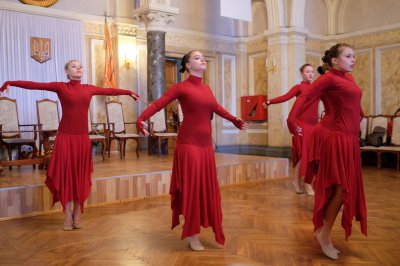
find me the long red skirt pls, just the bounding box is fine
[45,133,93,212]
[313,131,367,239]
[170,143,225,245]
[304,123,331,184]
[292,122,314,180]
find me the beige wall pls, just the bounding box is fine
[343,0,400,33]
[250,0,268,35]
[304,0,328,35]
[170,0,237,37]
[339,27,400,115]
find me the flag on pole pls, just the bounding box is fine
[104,17,116,88]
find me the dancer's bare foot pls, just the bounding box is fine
[187,235,205,251]
[305,183,315,196]
[72,208,82,229]
[292,179,304,194]
[63,216,73,231]
[314,229,339,260]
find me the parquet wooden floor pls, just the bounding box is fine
[0,164,399,265]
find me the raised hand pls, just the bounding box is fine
[0,82,11,95]
[137,120,149,136]
[287,118,302,136]
[233,117,248,130]
[129,92,140,101]
[262,100,270,109]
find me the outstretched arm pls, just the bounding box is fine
[136,86,180,135]
[214,104,248,130]
[263,85,301,108]
[287,76,331,134]
[1,80,62,94]
[89,85,139,101]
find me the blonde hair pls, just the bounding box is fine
[64,59,80,70]
[64,60,80,79]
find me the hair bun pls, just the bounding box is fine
[179,54,188,73]
[317,66,325,75]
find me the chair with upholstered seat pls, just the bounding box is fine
[0,97,38,169]
[360,115,390,168]
[88,111,106,160]
[105,99,140,158]
[36,99,59,167]
[148,108,178,156]
[376,116,400,170]
[177,102,184,130]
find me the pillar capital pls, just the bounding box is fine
[133,1,179,32]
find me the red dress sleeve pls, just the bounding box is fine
[87,85,138,97]
[1,80,62,92]
[268,85,301,105]
[287,75,332,134]
[136,85,181,134]
[214,104,243,129]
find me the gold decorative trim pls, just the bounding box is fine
[19,0,59,7]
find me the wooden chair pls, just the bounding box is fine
[105,99,140,159]
[376,116,400,170]
[0,97,39,170]
[177,102,184,130]
[148,108,178,156]
[36,99,59,167]
[360,115,390,168]
[88,111,106,160]
[359,116,368,142]
[370,115,390,144]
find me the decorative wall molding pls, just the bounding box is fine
[84,22,104,35]
[338,27,400,49]
[221,54,237,127]
[116,24,137,37]
[84,22,137,37]
[248,52,267,95]
[375,43,400,114]
[133,2,179,32]
[246,36,268,53]
[165,30,237,53]
[305,39,327,53]
[307,23,400,43]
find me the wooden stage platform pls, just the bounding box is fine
[0,151,288,220]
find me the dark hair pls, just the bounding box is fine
[317,63,330,75]
[322,43,352,67]
[179,50,197,73]
[299,63,313,73]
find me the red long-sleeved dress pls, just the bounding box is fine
[1,80,135,211]
[287,68,367,239]
[268,81,319,179]
[137,75,243,245]
[304,95,334,184]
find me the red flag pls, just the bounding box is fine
[104,18,116,88]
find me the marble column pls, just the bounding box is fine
[147,31,166,102]
[133,1,179,103]
[266,30,306,148]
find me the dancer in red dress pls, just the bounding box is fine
[263,64,317,195]
[0,60,139,230]
[306,66,335,184]
[308,66,364,181]
[136,51,248,251]
[287,44,367,260]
